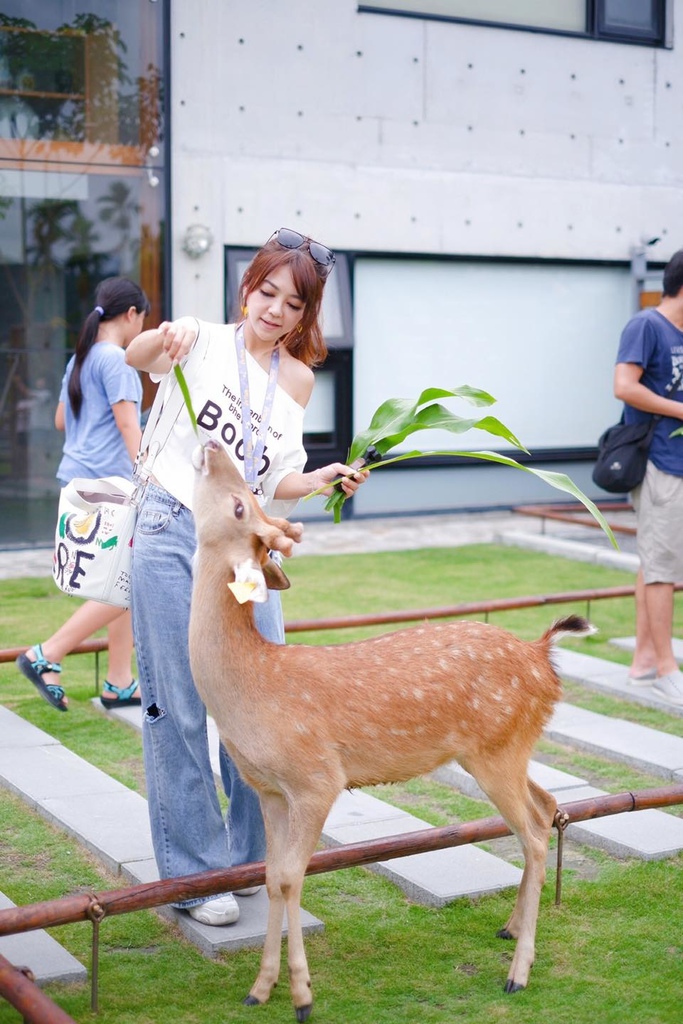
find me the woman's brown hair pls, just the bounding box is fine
[238,241,329,367]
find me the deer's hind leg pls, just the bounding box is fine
[472,767,557,992]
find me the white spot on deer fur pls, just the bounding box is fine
[413,688,424,700]
[510,676,520,688]
[531,668,542,680]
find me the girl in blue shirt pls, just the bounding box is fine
[17,277,149,712]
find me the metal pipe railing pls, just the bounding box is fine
[0,953,77,1024]
[1,785,681,939]
[5,583,683,663]
[0,785,681,1020]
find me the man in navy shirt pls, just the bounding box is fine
[614,249,683,705]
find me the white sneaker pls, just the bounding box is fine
[187,894,239,926]
[653,670,683,706]
[235,886,262,896]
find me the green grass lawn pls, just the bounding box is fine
[1,545,682,1023]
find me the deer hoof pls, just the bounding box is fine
[295,1003,313,1022]
[243,995,262,1007]
[496,928,514,940]
[504,980,526,994]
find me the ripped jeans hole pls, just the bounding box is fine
[145,702,166,722]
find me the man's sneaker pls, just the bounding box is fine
[653,670,683,706]
[235,886,262,896]
[187,894,239,926]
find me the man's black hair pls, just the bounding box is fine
[662,249,683,298]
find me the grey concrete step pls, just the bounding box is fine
[435,741,683,861]
[497,530,639,573]
[547,702,683,781]
[0,705,323,958]
[609,636,683,663]
[553,648,683,719]
[103,702,523,908]
[0,892,87,986]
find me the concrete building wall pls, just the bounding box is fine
[166,0,683,514]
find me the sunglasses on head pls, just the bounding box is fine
[269,228,336,276]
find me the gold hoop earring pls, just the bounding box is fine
[241,305,248,316]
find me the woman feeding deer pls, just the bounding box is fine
[125,229,367,927]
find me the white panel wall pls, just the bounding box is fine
[352,259,631,450]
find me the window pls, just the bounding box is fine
[358,1,667,46]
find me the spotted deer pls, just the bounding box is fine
[189,440,593,1021]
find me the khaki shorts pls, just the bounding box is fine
[632,461,683,584]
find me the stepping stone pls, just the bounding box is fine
[0,892,87,986]
[324,789,521,907]
[432,759,589,800]
[609,636,683,664]
[497,530,639,572]
[434,706,683,861]
[0,706,323,956]
[551,785,683,861]
[548,702,683,781]
[553,648,683,719]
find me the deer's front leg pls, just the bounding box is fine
[244,792,288,1008]
[283,793,339,1021]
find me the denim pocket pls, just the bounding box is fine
[137,504,175,535]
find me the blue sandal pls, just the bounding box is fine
[16,645,68,712]
[100,679,141,709]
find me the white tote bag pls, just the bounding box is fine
[53,476,138,608]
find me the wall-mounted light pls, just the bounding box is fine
[182,223,214,259]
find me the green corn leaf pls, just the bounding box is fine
[174,363,198,435]
[309,385,617,546]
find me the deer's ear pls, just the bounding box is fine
[263,556,291,591]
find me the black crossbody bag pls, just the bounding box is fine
[592,367,681,494]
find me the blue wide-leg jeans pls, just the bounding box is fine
[131,482,281,908]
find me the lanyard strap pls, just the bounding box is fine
[235,324,280,494]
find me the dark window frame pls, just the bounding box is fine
[358,1,668,48]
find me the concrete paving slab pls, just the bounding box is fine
[0,706,61,749]
[123,851,323,955]
[326,788,412,828]
[564,806,683,860]
[39,792,153,876]
[0,743,127,803]
[545,784,683,860]
[547,702,683,780]
[432,759,589,800]
[497,531,639,572]
[324,810,522,905]
[0,707,324,953]
[435,756,683,861]
[554,648,683,719]
[0,893,87,987]
[323,793,523,904]
[609,636,683,663]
